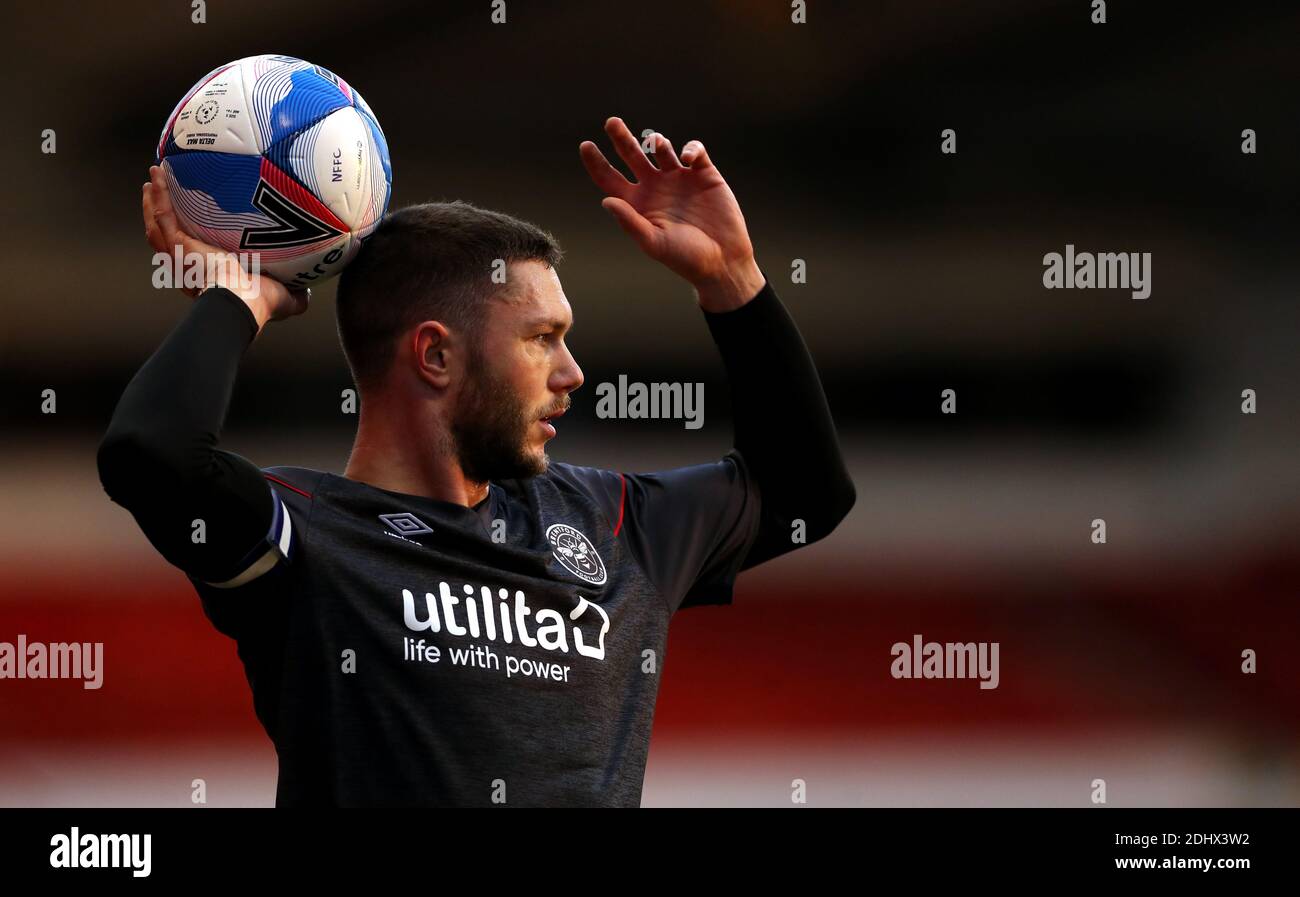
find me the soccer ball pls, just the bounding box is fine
[155,54,392,289]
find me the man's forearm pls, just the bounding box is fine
[95,286,278,582]
[98,287,258,469]
[702,271,855,564]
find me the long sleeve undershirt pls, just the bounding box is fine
[702,273,855,569]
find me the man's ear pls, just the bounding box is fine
[414,320,454,389]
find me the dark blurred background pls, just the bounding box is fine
[1,1,1297,805]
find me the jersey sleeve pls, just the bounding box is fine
[175,461,312,590]
[183,465,320,640]
[95,287,305,619]
[557,449,763,614]
[100,443,298,588]
[700,276,856,570]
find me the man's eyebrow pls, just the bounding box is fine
[523,316,574,330]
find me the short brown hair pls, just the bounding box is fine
[336,201,564,392]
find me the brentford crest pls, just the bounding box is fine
[545,523,606,585]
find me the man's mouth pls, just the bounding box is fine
[538,406,566,438]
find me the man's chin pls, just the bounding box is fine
[486,448,549,482]
[520,448,550,479]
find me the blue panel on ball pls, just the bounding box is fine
[165,150,262,215]
[264,68,351,150]
[263,126,320,199]
[158,133,183,165]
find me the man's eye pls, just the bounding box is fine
[533,332,551,343]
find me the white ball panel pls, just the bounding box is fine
[296,107,372,232]
[170,63,260,156]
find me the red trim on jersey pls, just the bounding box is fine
[265,473,312,499]
[613,472,626,537]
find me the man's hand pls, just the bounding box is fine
[142,164,310,331]
[579,117,765,312]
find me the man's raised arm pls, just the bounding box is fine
[701,272,854,569]
[96,167,309,588]
[576,118,855,604]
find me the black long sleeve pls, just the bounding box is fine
[702,274,856,570]
[96,287,279,584]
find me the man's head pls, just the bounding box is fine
[336,201,582,483]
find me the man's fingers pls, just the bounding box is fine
[142,184,169,254]
[147,167,185,248]
[145,165,229,298]
[287,287,312,317]
[652,133,684,170]
[144,180,193,295]
[680,139,713,170]
[148,166,182,229]
[601,196,660,255]
[148,165,209,257]
[603,117,656,181]
[578,140,634,200]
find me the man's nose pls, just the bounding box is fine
[556,348,583,392]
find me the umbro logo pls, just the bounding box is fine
[379,512,434,536]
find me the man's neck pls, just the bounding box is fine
[344,457,490,508]
[343,408,489,508]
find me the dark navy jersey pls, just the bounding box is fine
[189,451,760,807]
[98,277,854,808]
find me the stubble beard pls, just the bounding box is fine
[449,347,549,484]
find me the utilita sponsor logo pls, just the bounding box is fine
[402,582,610,660]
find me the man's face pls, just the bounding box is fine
[450,261,583,483]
